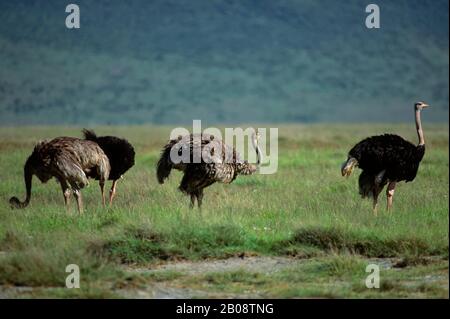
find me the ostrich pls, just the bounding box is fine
[341,101,430,214]
[82,129,135,205]
[157,131,262,208]
[9,137,110,214]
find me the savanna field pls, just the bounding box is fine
[0,124,448,298]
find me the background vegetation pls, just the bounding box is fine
[0,0,448,124]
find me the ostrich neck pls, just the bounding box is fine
[415,109,425,146]
[255,143,262,166]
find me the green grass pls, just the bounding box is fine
[0,124,448,298]
[148,255,448,298]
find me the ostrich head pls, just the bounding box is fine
[415,101,430,111]
[236,130,262,175]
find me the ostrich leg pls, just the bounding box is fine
[179,169,197,209]
[99,181,106,207]
[109,179,118,206]
[372,170,386,216]
[189,194,196,209]
[196,189,204,210]
[386,182,396,211]
[372,197,379,216]
[372,186,382,216]
[73,189,84,214]
[60,181,72,213]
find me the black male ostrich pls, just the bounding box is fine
[157,131,262,208]
[9,137,110,214]
[82,129,135,206]
[341,101,430,214]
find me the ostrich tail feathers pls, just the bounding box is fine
[358,170,388,200]
[358,171,374,199]
[157,143,175,184]
[82,129,97,141]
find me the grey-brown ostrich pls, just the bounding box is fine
[9,137,110,214]
[341,101,430,214]
[157,131,262,208]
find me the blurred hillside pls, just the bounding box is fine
[0,0,448,125]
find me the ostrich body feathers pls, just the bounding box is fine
[82,129,135,181]
[347,134,425,198]
[157,134,257,198]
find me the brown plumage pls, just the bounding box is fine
[157,132,262,208]
[9,137,110,214]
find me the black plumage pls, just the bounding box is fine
[341,102,430,213]
[349,134,425,191]
[82,129,135,205]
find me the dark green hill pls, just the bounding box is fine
[0,0,448,124]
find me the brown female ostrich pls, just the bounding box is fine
[157,131,262,208]
[82,129,135,206]
[341,101,430,214]
[9,137,110,214]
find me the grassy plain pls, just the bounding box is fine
[0,124,448,298]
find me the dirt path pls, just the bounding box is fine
[119,256,302,298]
[0,255,447,298]
[118,255,448,299]
[127,256,302,276]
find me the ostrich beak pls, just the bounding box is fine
[417,102,430,109]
